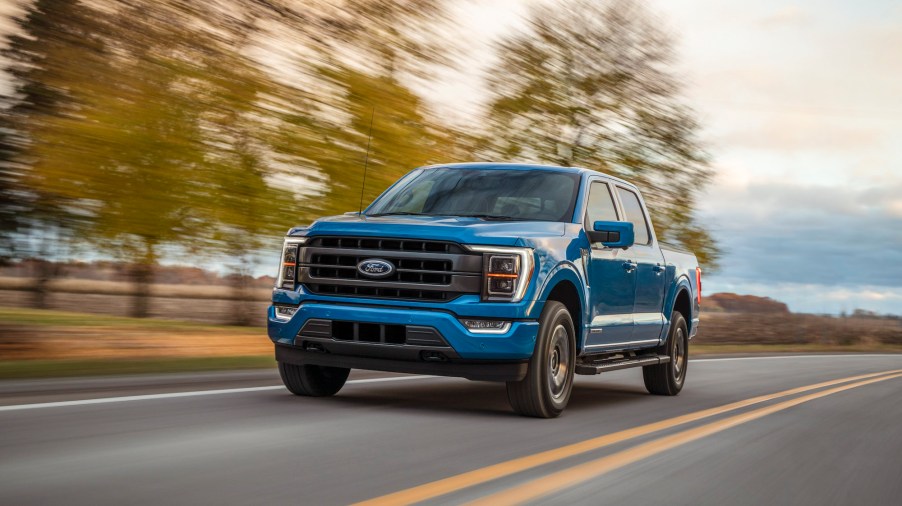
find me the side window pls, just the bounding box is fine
[584,182,618,247]
[616,187,651,245]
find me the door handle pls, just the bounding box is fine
[622,261,637,272]
[653,263,666,274]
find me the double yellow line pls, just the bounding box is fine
[355,369,902,506]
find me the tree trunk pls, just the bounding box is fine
[228,255,252,326]
[130,242,156,318]
[31,259,53,309]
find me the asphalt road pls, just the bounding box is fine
[1,354,901,505]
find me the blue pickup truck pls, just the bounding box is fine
[268,163,701,417]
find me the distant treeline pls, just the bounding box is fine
[0,259,274,287]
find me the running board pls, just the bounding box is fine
[575,355,670,375]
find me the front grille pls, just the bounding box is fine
[298,236,482,301]
[309,254,452,284]
[298,319,449,347]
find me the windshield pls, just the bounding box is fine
[367,168,580,222]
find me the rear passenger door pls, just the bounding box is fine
[584,180,636,348]
[615,186,666,343]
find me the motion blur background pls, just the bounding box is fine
[0,0,899,376]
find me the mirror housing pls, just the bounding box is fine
[589,221,635,248]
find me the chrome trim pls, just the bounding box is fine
[585,338,660,349]
[590,312,665,326]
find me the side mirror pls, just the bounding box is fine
[589,221,635,248]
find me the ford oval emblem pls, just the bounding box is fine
[357,258,395,278]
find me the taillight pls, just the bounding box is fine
[696,266,702,304]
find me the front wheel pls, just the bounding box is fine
[643,311,688,396]
[506,301,576,418]
[278,362,350,397]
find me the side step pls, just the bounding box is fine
[575,354,670,375]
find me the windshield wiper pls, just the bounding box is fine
[455,214,523,221]
[366,212,433,217]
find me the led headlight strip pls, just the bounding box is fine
[464,245,534,302]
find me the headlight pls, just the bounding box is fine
[276,237,307,290]
[465,245,534,302]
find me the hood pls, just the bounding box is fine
[289,214,568,247]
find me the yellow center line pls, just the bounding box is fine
[467,372,902,506]
[352,369,901,506]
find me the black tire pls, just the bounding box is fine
[643,311,688,396]
[278,362,350,397]
[506,301,576,418]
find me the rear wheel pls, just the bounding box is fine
[643,311,688,396]
[278,362,350,397]
[506,301,576,418]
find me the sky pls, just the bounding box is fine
[429,0,902,315]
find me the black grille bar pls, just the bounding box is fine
[298,319,449,347]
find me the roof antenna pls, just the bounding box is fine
[358,107,376,215]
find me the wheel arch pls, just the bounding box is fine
[664,276,694,340]
[536,264,587,350]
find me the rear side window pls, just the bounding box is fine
[616,187,651,245]
[584,182,619,247]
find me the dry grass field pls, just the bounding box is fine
[1,282,900,378]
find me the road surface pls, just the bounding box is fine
[1,354,901,505]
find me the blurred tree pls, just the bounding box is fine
[480,0,718,268]
[29,57,209,317]
[8,0,307,319]
[250,0,460,217]
[0,116,21,262]
[281,66,455,218]
[1,0,105,306]
[193,46,296,325]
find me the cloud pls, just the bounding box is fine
[756,6,808,28]
[700,176,902,313]
[715,115,883,153]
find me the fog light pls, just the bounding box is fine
[274,305,298,321]
[460,319,511,334]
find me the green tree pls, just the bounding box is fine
[193,48,296,325]
[0,115,21,261]
[287,66,455,218]
[0,0,106,305]
[251,0,460,218]
[480,0,718,267]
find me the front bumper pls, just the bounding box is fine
[275,344,528,382]
[267,301,539,361]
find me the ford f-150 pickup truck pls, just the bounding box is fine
[268,163,701,417]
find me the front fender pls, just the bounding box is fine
[531,261,589,347]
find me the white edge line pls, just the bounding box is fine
[0,375,435,412]
[692,354,902,363]
[2,355,900,412]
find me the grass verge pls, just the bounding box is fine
[0,306,257,332]
[2,345,899,381]
[0,355,275,380]
[691,343,902,355]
